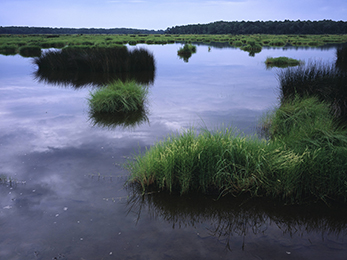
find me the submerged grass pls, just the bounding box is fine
[126,97,347,204]
[88,80,149,113]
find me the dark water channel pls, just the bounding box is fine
[0,44,346,259]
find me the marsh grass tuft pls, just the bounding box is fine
[88,80,149,113]
[177,44,197,62]
[265,56,302,68]
[127,97,347,204]
[0,44,17,55]
[19,46,41,57]
[34,46,155,73]
[278,61,347,120]
[126,128,267,195]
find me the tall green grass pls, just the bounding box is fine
[126,97,347,204]
[278,61,347,120]
[88,80,149,113]
[261,97,347,203]
[34,46,155,73]
[336,45,347,71]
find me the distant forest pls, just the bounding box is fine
[1,20,347,35]
[0,26,163,35]
[166,20,347,34]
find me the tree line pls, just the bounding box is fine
[166,20,347,34]
[0,26,163,35]
[1,20,347,35]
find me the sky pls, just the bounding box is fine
[1,0,346,30]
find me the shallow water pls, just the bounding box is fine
[0,44,346,260]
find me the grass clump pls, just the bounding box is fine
[127,128,267,195]
[88,80,149,113]
[261,97,347,203]
[278,61,347,120]
[177,44,197,62]
[19,45,41,57]
[265,56,302,68]
[0,44,17,55]
[177,44,196,53]
[34,46,155,73]
[127,97,347,204]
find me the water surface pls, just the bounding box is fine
[0,44,346,260]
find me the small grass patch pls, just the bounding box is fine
[265,56,302,68]
[88,80,149,113]
[0,44,17,55]
[177,44,197,62]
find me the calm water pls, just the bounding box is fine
[0,44,346,260]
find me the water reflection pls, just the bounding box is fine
[89,108,149,130]
[336,45,347,71]
[127,190,347,252]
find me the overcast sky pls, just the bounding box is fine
[1,0,346,30]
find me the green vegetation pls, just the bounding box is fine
[2,20,347,35]
[1,34,347,58]
[241,40,263,56]
[88,80,149,113]
[166,20,347,34]
[34,46,155,73]
[278,61,347,120]
[19,45,41,57]
[126,59,347,204]
[177,44,197,62]
[336,45,347,71]
[126,96,347,204]
[0,44,17,55]
[265,56,302,68]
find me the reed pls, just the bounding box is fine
[336,45,347,71]
[278,61,347,120]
